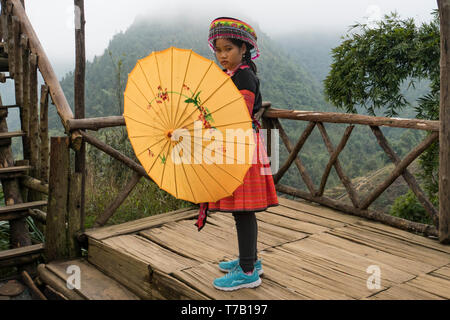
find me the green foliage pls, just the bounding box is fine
[324,10,440,117]
[323,10,441,222]
[390,190,434,225]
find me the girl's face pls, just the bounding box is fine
[214,38,246,71]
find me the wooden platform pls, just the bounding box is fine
[40,197,450,300]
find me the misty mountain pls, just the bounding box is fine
[55,16,331,131]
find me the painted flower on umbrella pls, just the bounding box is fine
[184,90,216,130]
[157,85,169,103]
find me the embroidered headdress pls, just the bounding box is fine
[208,17,260,60]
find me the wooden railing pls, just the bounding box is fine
[65,103,440,238]
[262,107,440,237]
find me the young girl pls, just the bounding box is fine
[195,17,279,291]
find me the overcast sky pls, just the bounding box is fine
[20,0,438,77]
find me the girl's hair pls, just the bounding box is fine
[213,38,258,74]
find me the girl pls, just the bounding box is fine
[195,17,279,291]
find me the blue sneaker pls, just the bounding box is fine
[218,259,263,276]
[213,265,261,291]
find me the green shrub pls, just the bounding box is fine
[390,190,434,225]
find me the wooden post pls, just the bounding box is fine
[39,85,49,183]
[438,0,450,244]
[29,53,39,180]
[67,172,81,258]
[74,0,86,233]
[20,33,30,161]
[45,137,70,262]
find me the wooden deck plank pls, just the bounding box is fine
[172,262,304,300]
[349,220,450,254]
[83,207,197,240]
[88,237,208,300]
[80,197,450,300]
[365,283,445,300]
[405,273,450,299]
[45,258,140,300]
[139,224,236,263]
[202,212,308,242]
[277,197,361,224]
[88,238,154,299]
[266,204,346,229]
[309,232,437,275]
[430,264,450,280]
[258,248,356,299]
[102,234,199,274]
[283,235,420,285]
[256,210,330,235]
[327,225,450,267]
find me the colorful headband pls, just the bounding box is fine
[208,17,260,60]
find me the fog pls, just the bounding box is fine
[18,0,438,77]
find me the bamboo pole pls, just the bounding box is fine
[438,0,450,243]
[264,108,440,132]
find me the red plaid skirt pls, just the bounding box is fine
[208,127,278,212]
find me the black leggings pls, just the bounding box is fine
[232,211,258,273]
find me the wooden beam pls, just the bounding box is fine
[272,118,317,195]
[276,183,438,238]
[370,126,438,226]
[94,171,142,227]
[317,122,360,208]
[317,125,354,197]
[67,116,125,131]
[21,270,47,300]
[80,131,148,178]
[438,0,450,243]
[21,175,48,194]
[360,131,439,210]
[273,121,315,184]
[264,108,440,132]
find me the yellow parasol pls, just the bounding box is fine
[123,47,256,203]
